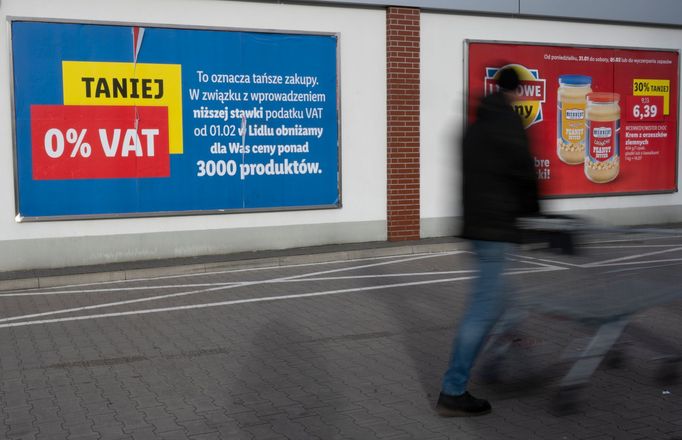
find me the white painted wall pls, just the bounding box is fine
[421,12,682,236]
[0,0,387,271]
[3,1,680,271]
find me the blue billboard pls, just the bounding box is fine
[11,20,340,220]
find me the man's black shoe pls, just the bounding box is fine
[436,391,492,417]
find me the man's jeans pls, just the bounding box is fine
[441,240,513,396]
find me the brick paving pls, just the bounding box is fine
[1,235,681,439]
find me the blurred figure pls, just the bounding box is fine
[436,66,540,417]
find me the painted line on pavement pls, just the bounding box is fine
[1,253,555,297]
[0,252,463,324]
[510,254,584,268]
[601,261,682,273]
[0,265,564,329]
[585,244,682,249]
[0,282,242,297]
[6,250,467,293]
[583,257,682,268]
[583,247,682,267]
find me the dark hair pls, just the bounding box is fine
[497,67,520,91]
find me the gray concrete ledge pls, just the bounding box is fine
[0,220,387,273]
[0,237,465,292]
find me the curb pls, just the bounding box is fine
[0,241,465,292]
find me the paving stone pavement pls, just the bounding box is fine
[1,235,682,439]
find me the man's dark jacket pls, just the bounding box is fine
[460,92,540,243]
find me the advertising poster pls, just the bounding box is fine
[11,20,339,220]
[467,41,679,197]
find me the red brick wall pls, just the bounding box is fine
[386,7,420,241]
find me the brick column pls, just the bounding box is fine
[386,7,420,241]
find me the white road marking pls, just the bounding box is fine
[510,254,584,268]
[580,235,682,245]
[0,252,550,298]
[0,265,564,329]
[9,239,681,329]
[512,246,682,269]
[0,252,463,323]
[601,261,682,273]
[584,244,682,249]
[581,257,682,268]
[0,282,242,297]
[1,270,478,297]
[282,267,556,282]
[6,251,467,293]
[282,270,477,281]
[506,267,566,274]
[584,247,682,267]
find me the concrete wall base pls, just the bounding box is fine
[421,205,682,238]
[0,220,387,272]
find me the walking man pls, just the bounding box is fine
[436,66,540,417]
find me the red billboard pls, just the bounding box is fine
[467,41,679,197]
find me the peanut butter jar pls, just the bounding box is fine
[585,92,620,183]
[557,75,592,165]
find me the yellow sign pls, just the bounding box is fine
[633,78,670,115]
[62,61,183,153]
[498,64,546,129]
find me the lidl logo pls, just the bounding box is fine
[484,64,546,129]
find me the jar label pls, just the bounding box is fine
[586,120,620,162]
[558,102,587,144]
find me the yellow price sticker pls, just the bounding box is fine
[633,78,671,115]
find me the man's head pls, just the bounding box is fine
[497,66,520,92]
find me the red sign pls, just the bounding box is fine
[31,105,170,180]
[468,42,679,197]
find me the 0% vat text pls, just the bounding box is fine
[44,128,92,158]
